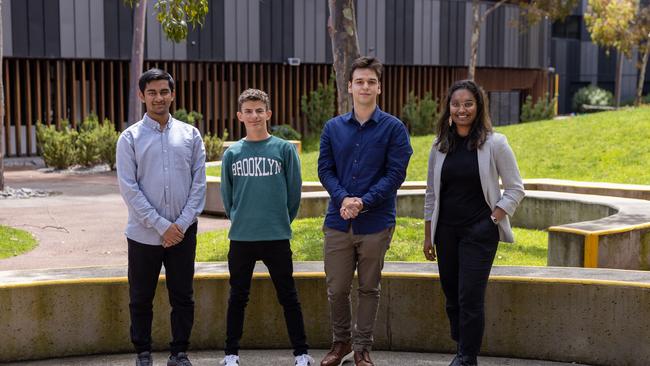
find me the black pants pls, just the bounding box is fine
[127,222,197,355]
[435,216,499,358]
[225,239,308,356]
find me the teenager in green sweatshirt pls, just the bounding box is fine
[220,89,314,366]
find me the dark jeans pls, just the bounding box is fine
[435,216,499,358]
[127,222,197,355]
[225,239,308,356]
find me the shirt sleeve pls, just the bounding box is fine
[423,143,437,221]
[360,122,413,208]
[285,143,302,222]
[494,135,525,216]
[317,122,351,208]
[174,129,207,233]
[116,132,171,235]
[220,149,234,219]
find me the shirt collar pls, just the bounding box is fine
[143,113,172,131]
[347,106,382,125]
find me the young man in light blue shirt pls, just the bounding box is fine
[116,68,206,366]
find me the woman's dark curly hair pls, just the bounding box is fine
[434,79,493,153]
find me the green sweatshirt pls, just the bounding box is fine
[220,136,302,241]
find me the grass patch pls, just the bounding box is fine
[0,225,38,259]
[197,217,547,266]
[209,107,650,184]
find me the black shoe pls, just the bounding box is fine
[168,352,193,366]
[460,355,478,366]
[135,351,153,366]
[448,354,462,366]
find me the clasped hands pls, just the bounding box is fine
[162,223,184,248]
[340,197,364,220]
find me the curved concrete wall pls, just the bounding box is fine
[3,265,650,366]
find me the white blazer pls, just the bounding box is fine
[424,132,525,243]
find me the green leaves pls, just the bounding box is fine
[585,0,637,56]
[124,0,209,43]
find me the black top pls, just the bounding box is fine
[438,134,492,226]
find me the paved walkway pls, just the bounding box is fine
[1,349,589,365]
[0,169,229,270]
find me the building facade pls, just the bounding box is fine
[3,0,552,157]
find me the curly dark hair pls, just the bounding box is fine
[434,79,493,153]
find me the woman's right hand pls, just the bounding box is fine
[423,239,436,261]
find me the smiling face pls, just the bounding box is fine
[138,79,174,121]
[348,68,381,108]
[237,100,272,139]
[449,88,478,133]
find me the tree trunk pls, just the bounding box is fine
[615,51,624,108]
[635,43,650,106]
[468,0,481,81]
[328,0,361,114]
[127,0,147,126]
[0,0,5,191]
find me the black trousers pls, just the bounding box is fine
[435,216,499,358]
[127,222,197,355]
[225,239,308,356]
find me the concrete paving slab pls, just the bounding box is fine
[0,349,590,366]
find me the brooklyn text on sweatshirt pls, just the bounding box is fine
[231,157,282,177]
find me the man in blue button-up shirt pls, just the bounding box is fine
[318,57,412,366]
[116,69,206,366]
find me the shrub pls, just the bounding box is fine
[204,129,228,161]
[401,91,439,136]
[96,119,120,170]
[173,108,189,124]
[643,94,650,104]
[520,93,557,122]
[173,109,203,126]
[76,115,101,166]
[36,122,78,169]
[572,85,614,113]
[300,75,336,136]
[271,124,301,140]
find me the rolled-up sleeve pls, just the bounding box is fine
[494,135,525,216]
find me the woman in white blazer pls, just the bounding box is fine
[423,80,524,366]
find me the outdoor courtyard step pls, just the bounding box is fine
[0,349,589,366]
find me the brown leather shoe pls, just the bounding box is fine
[353,350,374,366]
[320,341,353,366]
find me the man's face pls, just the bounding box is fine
[237,100,272,133]
[138,79,174,118]
[348,68,381,107]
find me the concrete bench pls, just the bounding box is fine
[2,263,650,365]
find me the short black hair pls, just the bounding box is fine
[348,56,383,82]
[138,68,175,93]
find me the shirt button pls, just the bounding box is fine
[165,167,168,171]
[163,149,167,153]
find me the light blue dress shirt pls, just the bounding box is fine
[116,114,206,246]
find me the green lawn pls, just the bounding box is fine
[0,225,38,259]
[197,217,548,266]
[209,106,650,184]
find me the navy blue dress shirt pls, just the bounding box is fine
[318,107,413,234]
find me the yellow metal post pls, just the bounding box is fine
[583,234,599,268]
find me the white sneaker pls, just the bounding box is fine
[221,354,239,366]
[294,354,315,366]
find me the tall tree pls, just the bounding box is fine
[123,0,209,125]
[468,0,578,80]
[1,0,4,191]
[585,0,637,107]
[328,0,361,114]
[633,5,650,105]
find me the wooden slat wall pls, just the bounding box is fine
[1,58,548,157]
